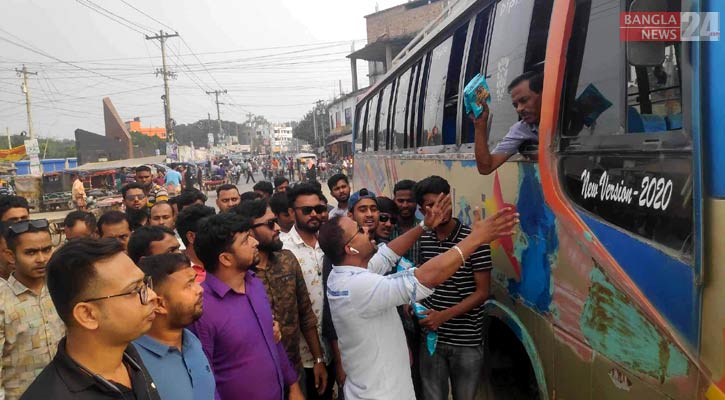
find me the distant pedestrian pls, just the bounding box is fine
[245,160,256,184]
[71,173,87,211]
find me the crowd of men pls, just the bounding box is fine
[0,71,542,400]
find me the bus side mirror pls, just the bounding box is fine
[626,0,667,67]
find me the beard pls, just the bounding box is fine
[258,237,283,253]
[168,299,203,329]
[297,219,321,234]
[334,193,349,202]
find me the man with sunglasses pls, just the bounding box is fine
[1,219,63,399]
[0,195,30,280]
[373,197,398,244]
[190,213,303,400]
[122,183,148,212]
[236,199,328,399]
[281,183,333,398]
[22,238,160,399]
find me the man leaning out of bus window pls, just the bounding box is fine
[472,71,543,175]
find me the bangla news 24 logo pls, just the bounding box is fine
[620,12,720,41]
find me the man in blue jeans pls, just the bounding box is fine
[414,176,493,400]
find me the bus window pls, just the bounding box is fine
[377,82,395,151]
[558,0,692,256]
[462,6,495,144]
[365,94,379,152]
[420,24,468,147]
[355,101,368,153]
[409,59,424,148]
[484,0,538,148]
[392,68,412,151]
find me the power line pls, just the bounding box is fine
[75,0,154,35]
[117,0,176,32]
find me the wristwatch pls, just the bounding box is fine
[419,220,433,233]
[314,357,325,365]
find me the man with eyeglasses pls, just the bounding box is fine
[0,195,30,280]
[22,238,160,399]
[190,213,303,400]
[281,183,333,399]
[0,219,62,399]
[133,253,214,400]
[319,200,519,400]
[135,165,168,208]
[236,199,328,399]
[122,183,148,212]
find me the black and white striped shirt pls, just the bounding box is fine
[419,219,492,346]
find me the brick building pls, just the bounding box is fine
[348,0,447,88]
[125,117,167,139]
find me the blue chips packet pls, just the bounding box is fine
[463,73,491,118]
[413,303,438,356]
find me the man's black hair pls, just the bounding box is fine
[327,173,349,191]
[393,179,416,195]
[233,199,268,220]
[253,181,274,196]
[318,216,347,265]
[97,211,129,237]
[135,165,152,174]
[216,184,239,196]
[240,191,263,202]
[121,182,146,199]
[273,176,289,189]
[376,196,399,215]
[126,208,149,231]
[127,225,176,264]
[0,195,29,219]
[176,189,208,212]
[64,211,97,232]
[310,180,323,193]
[269,192,289,215]
[412,175,451,207]
[286,182,323,207]
[194,213,253,273]
[507,71,544,94]
[137,252,191,289]
[320,194,328,204]
[176,204,216,247]
[46,238,125,324]
[4,220,50,250]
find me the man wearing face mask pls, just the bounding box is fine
[235,199,329,399]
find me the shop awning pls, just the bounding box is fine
[68,155,166,172]
[327,134,353,146]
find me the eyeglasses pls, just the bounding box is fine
[344,224,365,247]
[7,219,49,235]
[125,194,146,201]
[252,218,279,230]
[378,214,397,224]
[295,205,327,215]
[81,276,154,305]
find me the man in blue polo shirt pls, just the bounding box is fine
[133,253,215,400]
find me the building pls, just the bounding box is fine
[348,0,447,89]
[325,88,367,158]
[272,126,293,153]
[125,117,167,139]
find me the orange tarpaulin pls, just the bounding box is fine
[0,145,26,162]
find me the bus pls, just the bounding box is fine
[351,0,724,398]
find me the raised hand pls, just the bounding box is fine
[423,193,453,230]
[470,207,519,244]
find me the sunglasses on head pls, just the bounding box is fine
[7,219,49,235]
[126,194,146,201]
[295,205,327,215]
[252,218,279,230]
[378,214,397,224]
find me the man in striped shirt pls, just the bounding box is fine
[414,176,492,400]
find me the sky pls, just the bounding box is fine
[0,0,405,140]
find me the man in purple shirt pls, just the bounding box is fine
[189,213,304,400]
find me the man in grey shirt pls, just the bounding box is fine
[473,71,542,175]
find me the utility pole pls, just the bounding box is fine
[246,112,254,153]
[312,108,318,152]
[206,90,227,144]
[145,30,179,143]
[15,65,37,139]
[5,127,11,149]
